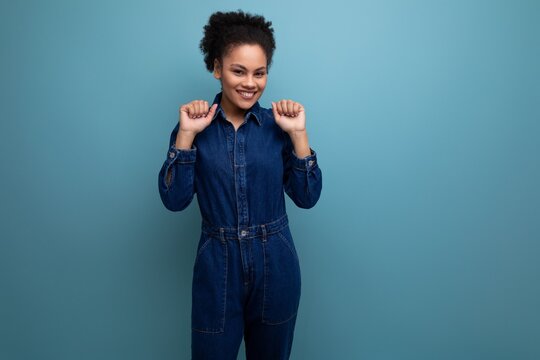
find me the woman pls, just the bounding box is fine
[158,10,322,360]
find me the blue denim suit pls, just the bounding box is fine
[158,91,322,359]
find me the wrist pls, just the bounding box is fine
[287,129,308,140]
[176,129,197,149]
[287,130,311,158]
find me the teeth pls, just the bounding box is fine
[238,91,255,98]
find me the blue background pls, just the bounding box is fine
[1,0,539,359]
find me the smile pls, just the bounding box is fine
[237,90,256,99]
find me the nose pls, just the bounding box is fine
[243,75,256,88]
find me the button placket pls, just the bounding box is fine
[234,126,249,237]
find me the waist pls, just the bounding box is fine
[201,214,288,240]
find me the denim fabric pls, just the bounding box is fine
[158,91,322,359]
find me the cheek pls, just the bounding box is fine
[222,74,237,84]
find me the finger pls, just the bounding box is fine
[194,100,203,117]
[277,100,285,116]
[206,103,217,119]
[293,103,301,116]
[189,102,196,117]
[199,100,206,116]
[283,100,292,116]
[187,104,196,118]
[286,100,295,116]
[203,101,209,114]
[279,100,286,115]
[271,102,280,119]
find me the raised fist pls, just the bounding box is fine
[271,99,306,134]
[179,100,218,135]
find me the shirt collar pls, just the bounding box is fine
[211,91,263,126]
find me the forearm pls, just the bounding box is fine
[175,130,197,150]
[158,144,197,212]
[282,130,322,209]
[158,123,198,212]
[288,129,311,158]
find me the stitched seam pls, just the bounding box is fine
[293,163,318,172]
[192,239,227,334]
[202,214,288,240]
[277,231,299,262]
[193,237,211,266]
[261,233,299,325]
[262,241,268,323]
[220,239,228,331]
[265,311,298,325]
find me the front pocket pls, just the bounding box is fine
[261,229,301,325]
[193,234,212,268]
[191,233,228,333]
[277,227,300,263]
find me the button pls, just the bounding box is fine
[308,160,314,166]
[169,151,175,159]
[240,230,247,237]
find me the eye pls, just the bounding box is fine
[233,70,265,77]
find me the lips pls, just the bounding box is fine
[237,90,256,100]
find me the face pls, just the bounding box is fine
[213,43,268,118]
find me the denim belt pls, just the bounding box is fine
[201,214,289,240]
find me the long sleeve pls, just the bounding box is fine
[282,132,323,209]
[158,123,197,211]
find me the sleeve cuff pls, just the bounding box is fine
[167,143,197,164]
[291,147,317,171]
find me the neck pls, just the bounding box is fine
[220,95,246,122]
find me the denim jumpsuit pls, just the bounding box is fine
[158,91,322,359]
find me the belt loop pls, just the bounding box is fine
[219,228,225,243]
[261,224,267,242]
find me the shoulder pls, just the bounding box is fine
[260,106,284,131]
[258,107,279,128]
[258,106,273,119]
[258,106,290,148]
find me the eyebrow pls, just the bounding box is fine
[230,64,267,71]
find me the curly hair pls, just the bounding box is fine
[199,9,276,74]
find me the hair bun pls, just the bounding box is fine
[199,9,276,73]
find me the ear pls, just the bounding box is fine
[213,58,221,79]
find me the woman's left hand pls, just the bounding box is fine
[271,99,306,134]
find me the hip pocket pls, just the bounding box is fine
[191,233,228,333]
[261,226,301,325]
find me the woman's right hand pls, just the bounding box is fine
[179,100,218,135]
